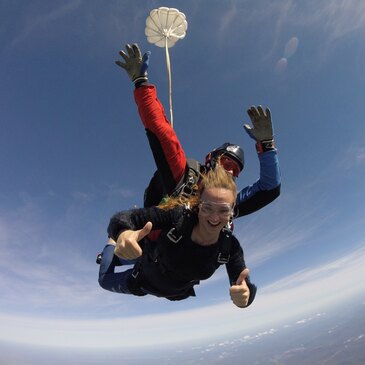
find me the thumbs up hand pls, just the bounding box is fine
[229,268,251,308]
[114,222,153,260]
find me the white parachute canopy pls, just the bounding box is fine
[145,7,188,128]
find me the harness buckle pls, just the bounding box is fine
[132,267,140,279]
[166,227,183,243]
[217,253,230,264]
[181,184,194,198]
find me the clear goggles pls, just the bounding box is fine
[199,200,234,218]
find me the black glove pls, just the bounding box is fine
[115,43,150,85]
[244,106,275,153]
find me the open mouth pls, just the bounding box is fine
[208,220,221,228]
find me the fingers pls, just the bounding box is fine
[229,268,250,307]
[122,43,141,60]
[230,283,250,307]
[119,49,130,62]
[247,106,259,120]
[243,124,255,140]
[132,43,142,59]
[116,43,142,69]
[257,105,265,117]
[243,124,252,132]
[114,223,152,260]
[137,222,153,241]
[247,105,269,121]
[114,236,142,260]
[115,60,127,69]
[265,107,271,119]
[236,268,249,285]
[142,51,151,62]
[115,49,129,70]
[125,44,135,57]
[140,51,151,74]
[114,241,142,260]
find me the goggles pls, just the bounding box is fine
[199,201,234,218]
[220,156,241,177]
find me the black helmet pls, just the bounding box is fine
[205,142,244,173]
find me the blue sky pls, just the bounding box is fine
[1,0,365,355]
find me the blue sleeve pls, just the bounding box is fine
[98,244,134,294]
[235,150,281,217]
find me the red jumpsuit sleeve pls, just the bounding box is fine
[134,85,186,184]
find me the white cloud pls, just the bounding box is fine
[338,146,365,170]
[262,244,365,293]
[243,0,365,68]
[1,244,364,349]
[321,1,365,41]
[218,3,237,36]
[105,184,137,199]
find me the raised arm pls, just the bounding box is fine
[235,106,281,217]
[116,43,187,198]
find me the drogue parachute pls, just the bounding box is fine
[145,7,188,128]
[145,7,187,47]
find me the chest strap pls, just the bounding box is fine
[166,209,232,265]
[166,206,193,243]
[217,226,232,264]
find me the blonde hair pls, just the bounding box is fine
[159,164,237,210]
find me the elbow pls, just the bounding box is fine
[259,183,280,201]
[98,275,107,290]
[271,184,281,200]
[107,220,122,242]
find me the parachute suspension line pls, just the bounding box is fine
[165,36,174,128]
[145,7,188,129]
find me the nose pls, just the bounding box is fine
[208,212,220,221]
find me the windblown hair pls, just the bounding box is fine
[158,163,237,211]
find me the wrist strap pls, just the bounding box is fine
[256,139,275,154]
[133,76,148,87]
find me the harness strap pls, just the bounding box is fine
[172,158,201,199]
[216,226,232,264]
[165,209,233,265]
[128,259,146,296]
[166,205,193,243]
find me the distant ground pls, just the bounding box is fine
[1,299,364,365]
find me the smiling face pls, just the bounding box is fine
[197,187,236,234]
